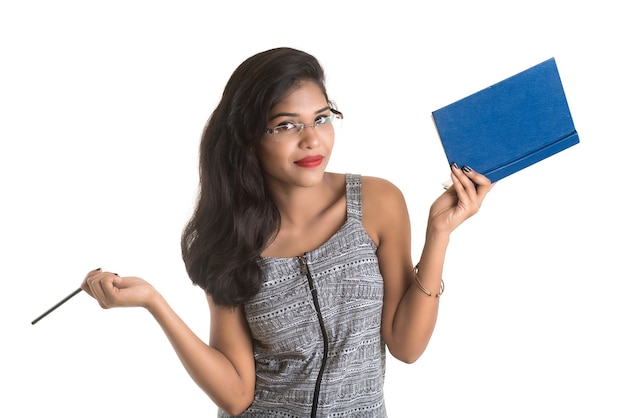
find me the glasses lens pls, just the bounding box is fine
[268,110,342,141]
[274,125,293,135]
[314,115,332,132]
[331,112,342,129]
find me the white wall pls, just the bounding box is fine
[2,1,624,416]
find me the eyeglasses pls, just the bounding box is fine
[264,109,343,141]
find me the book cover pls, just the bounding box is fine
[431,58,579,183]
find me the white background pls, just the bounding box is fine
[2,1,624,416]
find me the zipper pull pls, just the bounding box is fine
[298,255,309,276]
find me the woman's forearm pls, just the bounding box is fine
[389,228,450,363]
[145,293,254,414]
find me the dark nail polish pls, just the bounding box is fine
[452,162,459,169]
[462,166,473,173]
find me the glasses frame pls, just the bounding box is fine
[264,108,343,138]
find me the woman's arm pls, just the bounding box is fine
[81,271,255,415]
[363,164,492,363]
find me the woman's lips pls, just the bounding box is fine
[294,155,323,168]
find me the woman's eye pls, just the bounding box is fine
[276,122,296,131]
[316,115,332,125]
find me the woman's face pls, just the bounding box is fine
[255,80,335,190]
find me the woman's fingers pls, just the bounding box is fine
[80,270,155,309]
[80,268,102,297]
[447,163,494,221]
[462,165,494,197]
[82,269,120,309]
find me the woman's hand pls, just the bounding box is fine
[428,164,493,235]
[81,268,158,310]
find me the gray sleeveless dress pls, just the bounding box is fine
[219,174,387,417]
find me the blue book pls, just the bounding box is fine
[432,58,579,183]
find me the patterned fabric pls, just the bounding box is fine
[218,174,386,417]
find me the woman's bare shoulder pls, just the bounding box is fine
[360,175,409,245]
[361,175,405,202]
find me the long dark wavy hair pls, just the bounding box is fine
[181,47,331,307]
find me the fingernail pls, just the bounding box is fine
[451,162,459,169]
[462,166,473,173]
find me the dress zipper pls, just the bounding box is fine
[298,254,329,418]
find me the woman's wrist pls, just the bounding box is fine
[417,223,450,282]
[425,222,451,247]
[144,287,166,314]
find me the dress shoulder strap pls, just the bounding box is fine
[345,173,362,221]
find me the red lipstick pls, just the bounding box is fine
[294,155,323,168]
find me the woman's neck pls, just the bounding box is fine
[261,172,347,258]
[267,172,336,226]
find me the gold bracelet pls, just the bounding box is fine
[412,264,444,297]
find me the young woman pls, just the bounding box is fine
[82,47,493,417]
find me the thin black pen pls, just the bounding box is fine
[31,288,83,325]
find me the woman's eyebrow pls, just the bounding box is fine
[268,106,331,122]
